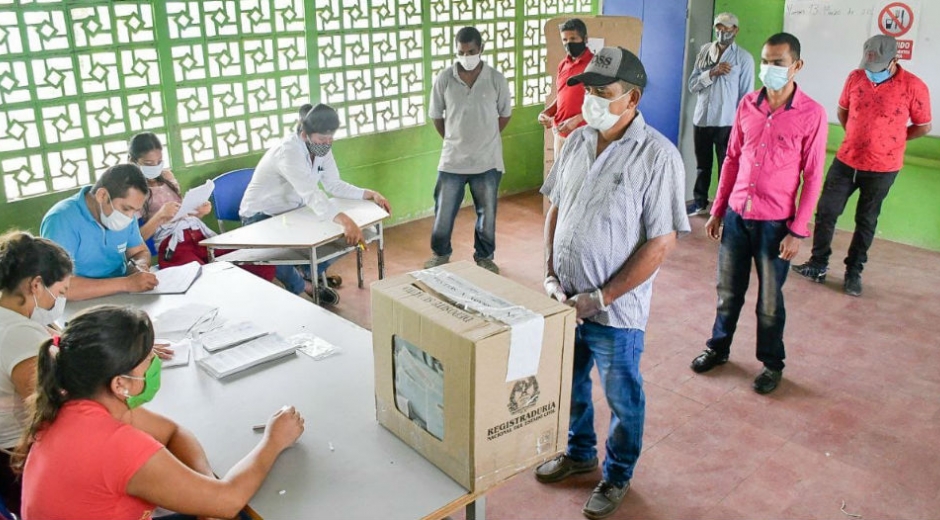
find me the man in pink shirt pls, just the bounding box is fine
[690,33,828,394]
[793,35,932,296]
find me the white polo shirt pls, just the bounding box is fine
[429,62,512,174]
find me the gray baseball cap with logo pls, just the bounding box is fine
[567,46,648,88]
[860,34,897,71]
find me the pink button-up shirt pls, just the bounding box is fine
[711,85,828,237]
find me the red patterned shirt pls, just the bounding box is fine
[836,66,932,172]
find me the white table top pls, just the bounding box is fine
[65,262,467,519]
[200,198,389,249]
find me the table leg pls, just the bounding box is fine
[357,247,364,289]
[378,222,386,280]
[310,247,320,305]
[465,497,485,520]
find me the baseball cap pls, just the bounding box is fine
[860,34,897,71]
[714,12,739,27]
[567,47,648,88]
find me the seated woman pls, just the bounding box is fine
[0,231,72,516]
[15,305,304,519]
[130,132,274,281]
[238,103,392,305]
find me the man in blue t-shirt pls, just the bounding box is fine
[41,164,158,300]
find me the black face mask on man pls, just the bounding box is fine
[565,41,587,58]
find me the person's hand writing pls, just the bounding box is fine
[264,406,305,452]
[125,271,158,292]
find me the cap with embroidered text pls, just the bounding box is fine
[566,46,647,88]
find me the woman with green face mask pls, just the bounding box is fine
[13,305,305,520]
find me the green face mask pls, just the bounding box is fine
[122,356,162,409]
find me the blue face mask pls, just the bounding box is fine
[865,68,891,84]
[759,64,791,91]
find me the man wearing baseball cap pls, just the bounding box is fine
[687,12,755,217]
[793,35,932,296]
[535,46,689,519]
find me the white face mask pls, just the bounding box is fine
[581,91,632,132]
[139,162,164,180]
[455,53,482,71]
[30,285,66,326]
[99,192,135,231]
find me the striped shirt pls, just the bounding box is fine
[688,42,754,127]
[541,112,691,330]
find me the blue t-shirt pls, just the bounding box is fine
[40,186,144,279]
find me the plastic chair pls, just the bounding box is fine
[139,218,158,256]
[211,168,254,232]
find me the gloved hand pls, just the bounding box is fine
[543,275,567,303]
[568,289,608,324]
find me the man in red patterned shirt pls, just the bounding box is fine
[793,35,932,296]
[539,19,593,158]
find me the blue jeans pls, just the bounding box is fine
[707,209,790,371]
[567,321,645,487]
[430,169,502,260]
[241,213,335,295]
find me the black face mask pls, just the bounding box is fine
[565,41,587,58]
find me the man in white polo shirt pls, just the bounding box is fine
[426,26,512,274]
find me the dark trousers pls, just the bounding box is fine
[809,158,898,274]
[430,169,502,260]
[707,210,790,371]
[692,125,732,206]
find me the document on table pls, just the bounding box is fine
[197,334,296,379]
[152,303,219,341]
[140,261,202,295]
[171,179,214,223]
[198,321,269,352]
[156,338,192,368]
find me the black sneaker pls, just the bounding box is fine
[690,348,729,373]
[686,201,708,216]
[753,367,782,394]
[534,454,598,483]
[844,272,862,297]
[582,480,630,520]
[792,262,828,283]
[317,286,340,306]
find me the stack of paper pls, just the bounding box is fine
[198,321,269,352]
[156,338,192,368]
[197,334,296,379]
[141,261,202,295]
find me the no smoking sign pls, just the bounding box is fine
[877,2,917,60]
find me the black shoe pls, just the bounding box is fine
[686,201,709,216]
[534,454,598,483]
[317,286,340,306]
[690,348,729,373]
[753,367,782,394]
[792,262,828,283]
[582,480,630,520]
[844,272,862,297]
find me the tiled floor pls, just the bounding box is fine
[324,191,940,520]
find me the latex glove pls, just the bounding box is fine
[543,275,567,303]
[567,289,607,324]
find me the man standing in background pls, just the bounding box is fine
[426,26,512,274]
[691,33,827,395]
[686,12,754,216]
[538,18,593,158]
[792,35,932,296]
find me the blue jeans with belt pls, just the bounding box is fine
[241,213,335,295]
[706,209,790,371]
[566,321,645,488]
[430,169,502,260]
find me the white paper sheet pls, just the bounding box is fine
[156,338,192,368]
[152,303,219,341]
[141,261,202,295]
[171,179,214,223]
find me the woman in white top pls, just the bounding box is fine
[238,103,391,304]
[0,231,72,515]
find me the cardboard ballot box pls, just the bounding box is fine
[371,261,576,492]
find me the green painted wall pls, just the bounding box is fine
[716,0,940,251]
[0,105,545,235]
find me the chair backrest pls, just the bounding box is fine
[211,168,254,232]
